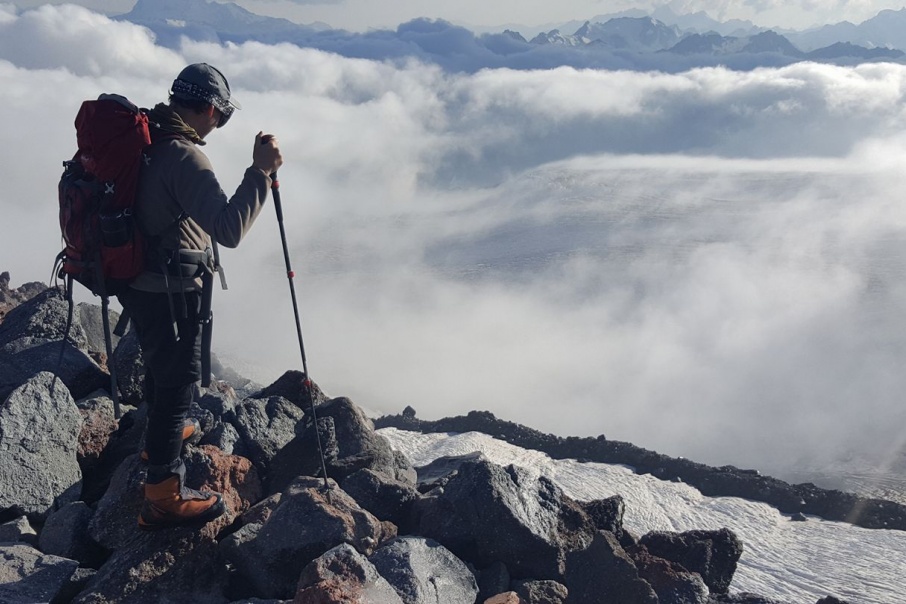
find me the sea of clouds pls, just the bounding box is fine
[2,4,906,490]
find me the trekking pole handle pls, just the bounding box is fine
[271,171,284,222]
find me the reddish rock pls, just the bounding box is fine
[76,397,118,471]
[484,593,525,604]
[185,445,263,518]
[294,543,403,604]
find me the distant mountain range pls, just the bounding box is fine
[526,15,904,61]
[117,0,906,70]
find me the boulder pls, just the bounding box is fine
[268,397,416,495]
[198,384,240,419]
[0,273,45,322]
[0,339,109,401]
[0,543,79,603]
[112,326,145,405]
[184,445,263,519]
[341,468,423,533]
[640,528,743,594]
[629,544,710,604]
[369,536,478,604]
[231,395,305,478]
[59,567,98,604]
[252,370,329,409]
[76,301,122,357]
[564,530,658,604]
[89,446,259,551]
[76,392,119,473]
[86,454,152,550]
[476,561,510,603]
[413,451,488,493]
[415,458,595,580]
[73,525,230,604]
[221,476,394,600]
[294,543,404,604]
[0,287,87,350]
[79,403,146,505]
[0,372,83,519]
[0,516,37,545]
[579,495,626,542]
[485,594,523,604]
[512,579,568,604]
[203,420,246,456]
[38,501,106,567]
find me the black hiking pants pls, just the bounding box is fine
[118,288,202,473]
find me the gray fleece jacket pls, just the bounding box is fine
[130,111,271,293]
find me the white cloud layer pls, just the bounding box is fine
[3,5,906,488]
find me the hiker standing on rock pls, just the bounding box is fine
[119,63,282,530]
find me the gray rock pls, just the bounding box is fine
[251,370,329,410]
[197,387,239,420]
[76,301,121,356]
[0,273,45,313]
[221,476,393,600]
[477,561,510,603]
[88,444,258,553]
[79,403,146,505]
[73,525,230,604]
[295,543,404,604]
[640,528,743,594]
[112,326,145,406]
[267,397,417,495]
[86,454,145,551]
[513,579,569,604]
[341,468,423,532]
[232,396,305,477]
[564,530,658,604]
[0,287,88,350]
[0,543,79,603]
[392,449,418,484]
[0,339,109,401]
[0,372,83,519]
[369,536,478,604]
[415,459,596,580]
[631,545,710,604]
[55,567,98,604]
[0,516,37,545]
[202,420,244,455]
[413,451,488,493]
[38,501,104,566]
[580,495,626,541]
[76,392,120,474]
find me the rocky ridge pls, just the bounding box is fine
[374,410,906,532]
[0,276,863,603]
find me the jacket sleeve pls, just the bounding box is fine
[170,144,272,248]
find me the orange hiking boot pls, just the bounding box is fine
[140,417,202,461]
[138,467,226,531]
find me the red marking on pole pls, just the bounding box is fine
[288,270,295,278]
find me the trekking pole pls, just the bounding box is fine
[270,169,332,500]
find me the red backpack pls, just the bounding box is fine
[54,93,152,418]
[56,93,151,297]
